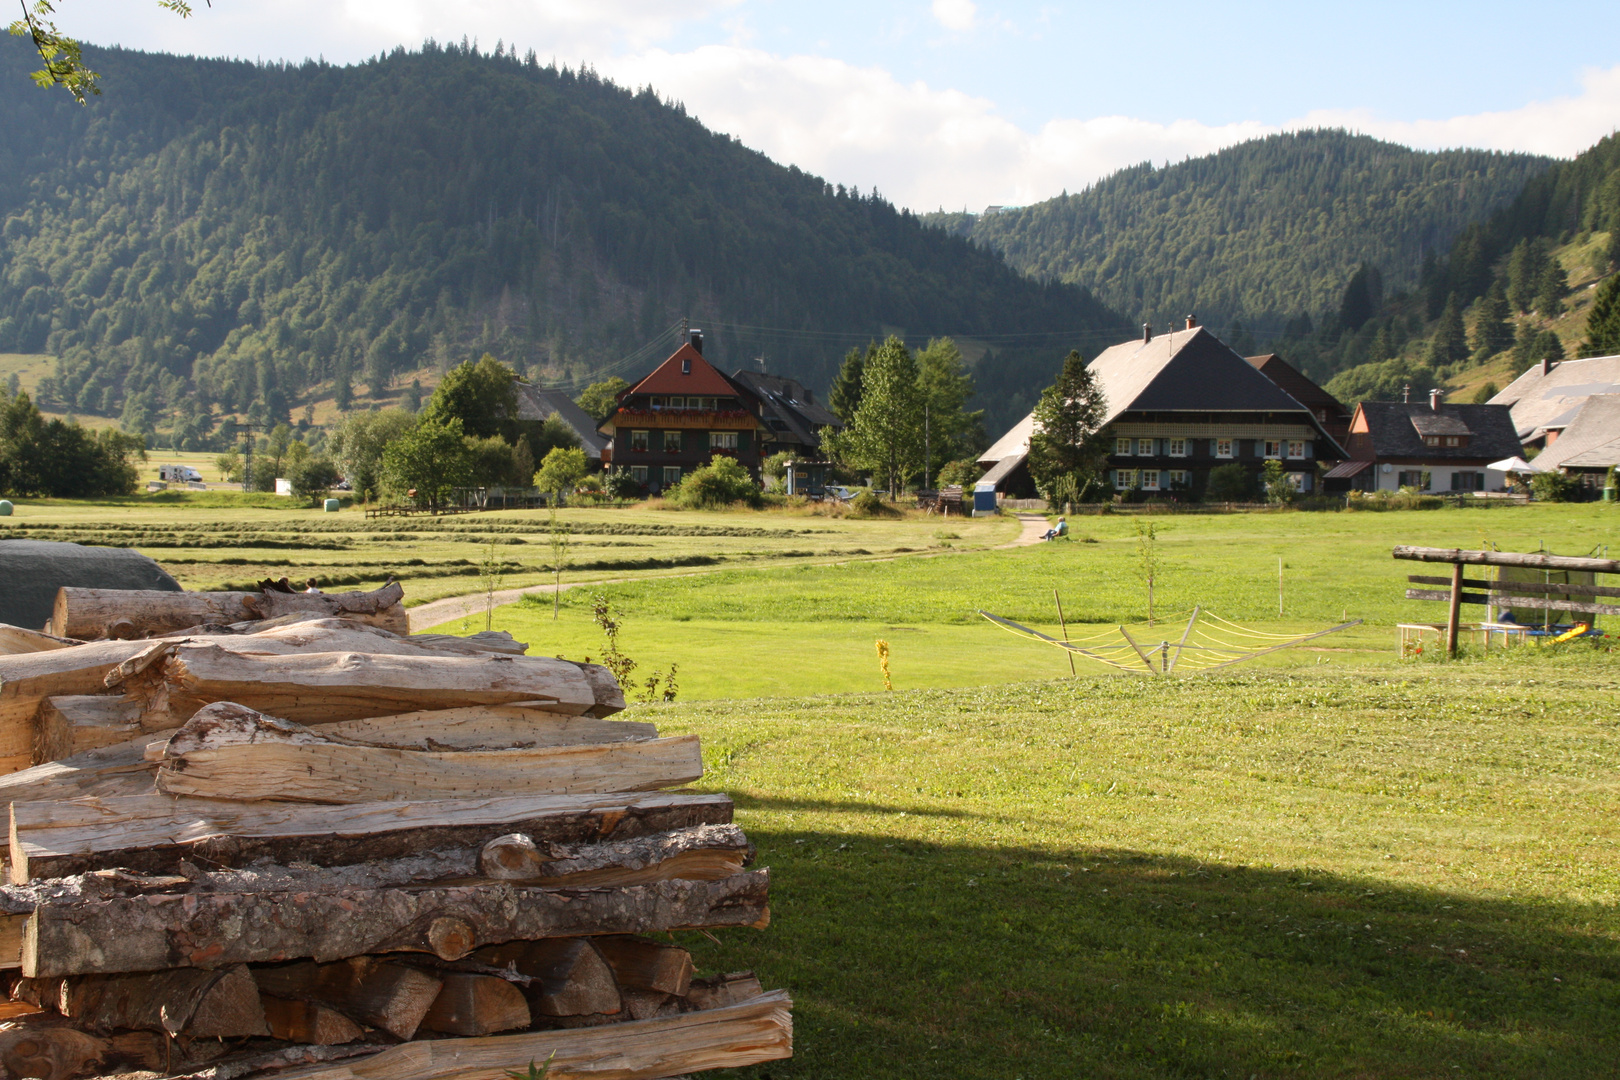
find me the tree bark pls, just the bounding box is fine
[160,646,617,724]
[55,965,269,1038]
[51,584,409,640]
[152,704,699,803]
[10,790,733,883]
[419,973,531,1035]
[270,990,793,1080]
[23,871,771,977]
[253,959,443,1041]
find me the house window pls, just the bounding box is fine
[663,430,682,452]
[1444,435,1462,447]
[1168,438,1188,457]
[1137,438,1154,456]
[1424,435,1441,447]
[662,466,682,487]
[1288,472,1308,492]
[710,431,738,450]
[1452,471,1485,492]
[1264,440,1282,459]
[1116,437,1132,456]
[1397,470,1429,490]
[1140,470,1160,491]
[630,466,648,485]
[1114,469,1136,489]
[702,397,718,410]
[1287,440,1305,460]
[629,430,649,452]
[668,396,685,409]
[1215,438,1234,458]
[1168,469,1190,488]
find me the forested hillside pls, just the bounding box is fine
[0,40,1122,444]
[926,131,1547,341]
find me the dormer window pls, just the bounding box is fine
[1424,436,1440,447]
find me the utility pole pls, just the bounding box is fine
[924,400,931,491]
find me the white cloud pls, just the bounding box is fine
[607,47,1620,212]
[930,0,976,32]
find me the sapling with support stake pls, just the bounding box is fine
[1135,519,1160,626]
[478,541,505,633]
[548,508,571,620]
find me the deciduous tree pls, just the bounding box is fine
[824,337,923,495]
[575,377,630,422]
[382,416,472,508]
[421,355,519,441]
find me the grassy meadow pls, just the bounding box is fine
[2,494,1616,1074]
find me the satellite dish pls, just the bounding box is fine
[1380,463,1393,474]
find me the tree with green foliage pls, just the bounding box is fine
[1530,469,1579,503]
[421,355,518,441]
[669,456,762,509]
[1506,239,1543,314]
[1533,262,1569,317]
[213,450,241,483]
[533,446,588,505]
[575,378,630,422]
[823,337,923,496]
[914,337,985,474]
[0,390,144,496]
[828,346,869,424]
[1471,381,1499,404]
[1426,294,1469,367]
[1337,263,1380,333]
[935,457,982,490]
[529,414,583,460]
[1262,459,1294,505]
[382,416,472,508]
[330,409,417,501]
[1533,329,1566,363]
[1205,463,1254,502]
[1472,283,1514,357]
[1026,350,1110,502]
[334,369,353,412]
[288,457,340,503]
[1583,274,1620,356]
[8,0,196,103]
[466,435,523,488]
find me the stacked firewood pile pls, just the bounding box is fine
[0,585,790,1080]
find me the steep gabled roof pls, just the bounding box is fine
[1088,327,1311,422]
[1351,401,1522,461]
[1527,394,1620,471]
[730,370,842,447]
[625,343,745,398]
[1490,354,1620,439]
[513,382,609,459]
[1246,353,1351,426]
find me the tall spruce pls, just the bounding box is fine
[829,346,869,424]
[1427,294,1470,367]
[914,337,984,474]
[1472,282,1514,357]
[1026,350,1110,502]
[827,337,924,495]
[1584,275,1620,356]
[1533,262,1569,317]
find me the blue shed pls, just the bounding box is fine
[973,481,998,516]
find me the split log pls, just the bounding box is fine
[620,989,676,1021]
[33,695,143,764]
[23,871,771,977]
[254,959,443,1040]
[685,972,766,1011]
[177,623,519,661]
[408,631,528,656]
[8,790,732,882]
[594,937,694,996]
[0,626,81,656]
[0,642,158,774]
[419,973,531,1035]
[0,1024,113,1080]
[56,965,269,1037]
[153,704,697,803]
[160,646,618,723]
[50,584,409,640]
[313,706,657,751]
[0,737,156,808]
[0,912,25,971]
[270,990,793,1080]
[478,939,620,1018]
[259,997,364,1046]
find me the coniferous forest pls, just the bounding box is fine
[0,39,1123,443]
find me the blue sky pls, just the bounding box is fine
[68,1,1620,210]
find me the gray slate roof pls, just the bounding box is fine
[0,540,179,632]
[1352,401,1523,461]
[1526,394,1620,472]
[1490,354,1620,439]
[513,382,609,459]
[729,370,842,449]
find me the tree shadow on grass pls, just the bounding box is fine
[681,828,1620,1079]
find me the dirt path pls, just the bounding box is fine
[410,510,1051,631]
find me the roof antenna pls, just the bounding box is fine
[756,356,767,372]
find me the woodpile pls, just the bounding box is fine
[0,585,789,1080]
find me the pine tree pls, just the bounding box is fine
[1506,239,1544,314]
[828,346,869,424]
[1533,329,1566,363]
[334,370,353,412]
[1026,350,1110,502]
[1472,282,1514,357]
[1426,293,1469,367]
[1337,263,1379,333]
[1583,274,1620,356]
[1533,262,1569,317]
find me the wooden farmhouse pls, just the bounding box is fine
[1245,353,1352,447]
[978,321,1346,499]
[1488,353,1620,451]
[598,332,769,495]
[1326,393,1523,493]
[512,381,610,462]
[1520,393,1620,493]
[728,369,845,493]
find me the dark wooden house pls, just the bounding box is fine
[1246,353,1352,447]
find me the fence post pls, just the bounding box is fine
[1446,561,1463,657]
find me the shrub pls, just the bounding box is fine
[1262,460,1295,505]
[1530,470,1580,503]
[603,467,642,500]
[288,457,341,503]
[668,457,762,509]
[1205,463,1253,502]
[849,489,900,518]
[934,457,982,490]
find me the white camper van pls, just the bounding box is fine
[157,464,203,483]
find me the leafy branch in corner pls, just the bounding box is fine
[9,0,202,103]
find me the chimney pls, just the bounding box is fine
[1429,388,1442,412]
[689,329,704,355]
[1185,314,1197,330]
[1402,384,1411,404]
[1541,356,1555,376]
[1142,323,1153,344]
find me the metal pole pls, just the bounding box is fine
[1446,561,1463,657]
[1054,590,1076,676]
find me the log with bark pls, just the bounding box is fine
[0,642,159,774]
[0,1022,166,1080]
[152,704,698,803]
[22,871,771,977]
[253,959,444,1040]
[156,647,621,724]
[418,973,531,1036]
[43,964,270,1037]
[270,990,793,1080]
[49,584,409,640]
[9,791,733,882]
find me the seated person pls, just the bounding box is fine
[1043,517,1068,541]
